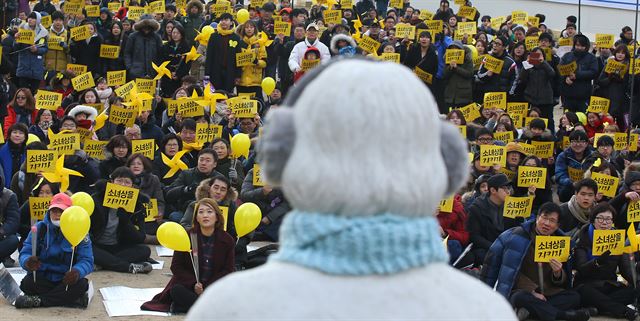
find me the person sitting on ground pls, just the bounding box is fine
[559,178,598,236]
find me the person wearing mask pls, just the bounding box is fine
[205,13,246,93]
[15,12,48,94]
[15,193,93,309]
[559,34,599,113]
[555,130,593,202]
[401,31,438,91]
[124,14,163,80]
[559,178,598,236]
[288,23,330,76]
[482,202,593,321]
[475,36,515,101]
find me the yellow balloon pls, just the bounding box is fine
[202,25,214,34]
[157,222,191,252]
[235,202,261,238]
[27,134,40,145]
[60,206,90,247]
[71,192,95,216]
[237,9,250,24]
[576,112,587,126]
[261,77,276,96]
[230,133,251,158]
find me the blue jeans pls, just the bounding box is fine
[447,239,463,265]
[168,211,184,223]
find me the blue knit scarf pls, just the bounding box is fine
[270,211,448,275]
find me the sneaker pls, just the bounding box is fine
[14,295,41,309]
[625,308,639,321]
[129,262,153,274]
[516,308,530,321]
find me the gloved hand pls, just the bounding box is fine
[183,184,197,194]
[25,256,41,272]
[596,250,611,266]
[229,167,238,183]
[62,268,80,285]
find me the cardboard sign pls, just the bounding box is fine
[212,3,231,16]
[503,196,534,219]
[457,6,477,20]
[395,23,415,39]
[457,21,477,35]
[35,90,63,111]
[414,67,433,84]
[425,20,443,32]
[528,16,540,27]
[132,139,155,160]
[128,6,146,20]
[483,92,506,110]
[109,105,136,127]
[592,229,625,255]
[479,145,506,167]
[568,166,585,182]
[587,96,611,114]
[525,36,538,50]
[558,37,573,47]
[114,80,136,101]
[70,25,91,41]
[341,0,353,8]
[491,16,506,30]
[517,166,547,189]
[473,54,486,70]
[227,98,258,118]
[630,57,640,75]
[532,141,554,159]
[67,63,87,76]
[628,201,640,222]
[631,133,639,152]
[103,182,140,213]
[195,123,223,143]
[379,52,400,63]
[501,168,516,181]
[595,33,615,49]
[591,172,619,198]
[358,35,381,54]
[558,61,577,76]
[148,0,165,13]
[71,72,95,91]
[40,15,52,28]
[507,102,528,127]
[16,29,35,44]
[100,44,121,59]
[85,4,100,17]
[143,199,158,222]
[542,47,553,61]
[135,78,156,95]
[438,196,454,213]
[176,99,204,118]
[107,70,127,87]
[445,49,465,65]
[483,55,504,74]
[494,131,514,143]
[236,50,255,67]
[26,150,57,173]
[458,103,481,122]
[604,59,628,76]
[29,197,52,222]
[48,34,64,51]
[534,235,570,263]
[388,0,403,9]
[301,59,320,71]
[274,21,291,35]
[419,10,433,21]
[108,2,120,12]
[323,10,342,24]
[253,164,265,187]
[48,132,80,155]
[593,132,629,151]
[511,11,528,25]
[562,136,571,150]
[64,2,84,15]
[84,139,107,160]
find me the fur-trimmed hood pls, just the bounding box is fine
[330,34,356,54]
[134,17,160,32]
[68,105,98,121]
[195,177,238,204]
[186,0,204,15]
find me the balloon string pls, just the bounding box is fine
[66,247,75,291]
[190,251,199,283]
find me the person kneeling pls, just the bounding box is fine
[142,198,235,314]
[15,193,94,309]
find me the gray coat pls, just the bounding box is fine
[124,19,162,79]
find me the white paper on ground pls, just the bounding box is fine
[155,246,174,257]
[151,261,164,270]
[103,300,170,317]
[6,267,26,285]
[100,286,167,317]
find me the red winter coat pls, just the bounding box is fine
[140,228,235,312]
[4,105,38,137]
[436,195,470,246]
[585,115,615,138]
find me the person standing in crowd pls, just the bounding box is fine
[44,11,68,75]
[205,13,246,92]
[597,45,630,130]
[124,14,163,80]
[475,36,515,102]
[559,34,598,113]
[443,41,474,108]
[15,12,48,94]
[288,23,330,75]
[70,21,103,77]
[519,47,557,132]
[181,0,204,46]
[401,31,438,91]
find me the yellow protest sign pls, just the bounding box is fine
[358,35,381,54]
[558,61,577,76]
[35,90,63,111]
[628,201,640,222]
[457,6,477,20]
[143,198,158,222]
[132,139,155,160]
[84,140,107,160]
[503,196,534,219]
[562,136,571,150]
[511,11,528,25]
[534,235,570,262]
[507,102,528,128]
[176,99,204,118]
[457,21,477,35]
[491,16,506,30]
[109,105,137,127]
[483,55,504,74]
[558,37,573,47]
[425,20,443,32]
[274,21,291,35]
[595,34,615,49]
[479,145,506,167]
[457,125,467,138]
[520,143,536,156]
[527,16,540,27]
[379,52,400,63]
[212,3,231,16]
[445,49,465,65]
[128,6,146,20]
[103,182,140,213]
[40,15,52,29]
[501,168,516,181]
[135,78,156,95]
[613,133,629,151]
[195,123,222,143]
[494,131,514,143]
[107,70,127,87]
[29,197,52,222]
[389,0,403,9]
[605,59,628,76]
[517,166,547,189]
[227,97,259,118]
[438,196,454,213]
[85,4,100,17]
[26,150,57,173]
[587,96,611,114]
[414,67,433,84]
[16,29,35,44]
[543,47,553,61]
[64,2,84,15]
[340,0,353,8]
[395,23,415,39]
[419,10,433,21]
[70,25,91,41]
[48,132,80,155]
[631,133,639,152]
[253,164,265,187]
[148,0,165,13]
[568,166,585,182]
[593,229,625,255]
[591,172,619,198]
[67,63,87,76]
[483,92,506,110]
[324,9,342,24]
[71,72,95,91]
[108,2,120,12]
[532,141,554,159]
[47,34,64,51]
[301,59,320,71]
[525,36,538,50]
[236,50,255,67]
[458,103,481,122]
[100,44,121,59]
[114,80,136,101]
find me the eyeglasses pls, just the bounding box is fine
[539,216,559,224]
[595,216,613,223]
[477,137,493,143]
[570,140,587,145]
[16,96,26,100]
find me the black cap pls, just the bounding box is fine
[262,2,276,12]
[488,174,510,190]
[596,135,614,147]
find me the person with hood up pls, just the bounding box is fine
[68,104,98,136]
[443,40,474,107]
[15,11,48,94]
[402,31,438,90]
[559,34,599,113]
[124,14,163,80]
[95,7,113,39]
[288,23,330,75]
[293,46,321,82]
[181,0,204,45]
[330,33,356,57]
[15,193,94,309]
[205,13,246,92]
[44,11,69,74]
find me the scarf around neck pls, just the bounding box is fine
[568,195,591,224]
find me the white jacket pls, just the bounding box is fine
[288,38,331,72]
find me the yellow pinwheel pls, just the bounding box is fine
[256,31,273,49]
[162,150,189,179]
[153,61,172,80]
[41,155,84,192]
[93,109,109,131]
[185,46,201,63]
[203,83,227,106]
[182,141,204,152]
[123,86,153,114]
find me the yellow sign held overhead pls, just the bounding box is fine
[517,166,547,189]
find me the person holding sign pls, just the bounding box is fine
[99,135,131,179]
[401,31,438,90]
[443,41,474,108]
[17,178,59,242]
[142,198,235,314]
[205,13,247,92]
[482,203,591,321]
[236,21,268,98]
[293,46,321,82]
[90,167,153,274]
[70,21,103,77]
[15,12,48,94]
[597,45,631,130]
[555,130,594,202]
[518,47,557,132]
[126,154,165,237]
[559,179,598,236]
[475,36,515,98]
[513,156,553,213]
[559,35,599,113]
[436,194,469,265]
[0,124,28,189]
[583,136,617,171]
[573,204,639,320]
[584,112,615,140]
[44,11,69,74]
[288,23,330,77]
[16,193,93,309]
[609,171,640,229]
[212,138,245,191]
